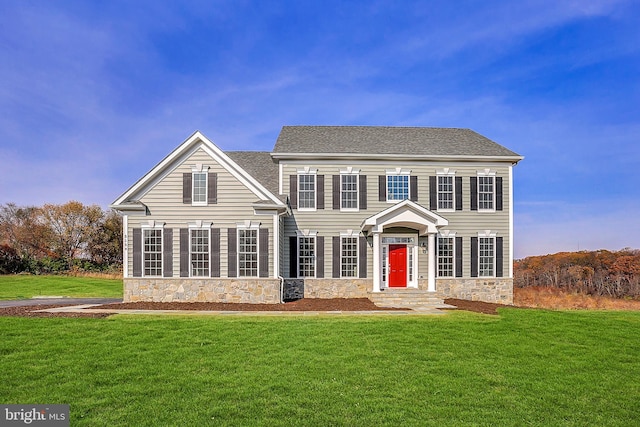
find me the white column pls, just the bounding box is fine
[427,232,436,292]
[122,215,128,278]
[372,232,381,292]
[273,213,279,278]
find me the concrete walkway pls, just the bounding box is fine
[36,304,450,316]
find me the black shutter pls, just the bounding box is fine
[378,175,386,201]
[410,176,418,201]
[211,228,220,277]
[208,172,217,204]
[289,175,297,209]
[455,236,463,277]
[228,228,237,278]
[132,228,142,277]
[163,228,173,277]
[496,177,503,211]
[289,236,297,278]
[455,176,463,211]
[496,237,504,277]
[359,236,368,278]
[316,236,324,278]
[470,177,478,211]
[180,228,189,277]
[332,175,340,210]
[183,173,192,204]
[471,237,478,277]
[429,176,437,210]
[259,229,269,278]
[359,175,367,210]
[317,175,325,210]
[332,236,341,278]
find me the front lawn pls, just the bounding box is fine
[1,309,639,425]
[0,275,122,299]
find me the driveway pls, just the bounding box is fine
[0,298,122,308]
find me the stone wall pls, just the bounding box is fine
[301,279,372,299]
[433,278,513,304]
[123,278,282,304]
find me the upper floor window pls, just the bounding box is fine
[478,176,494,210]
[387,174,409,201]
[238,228,258,277]
[298,174,316,210]
[192,172,207,205]
[183,164,216,206]
[190,229,209,277]
[438,175,454,210]
[143,229,162,277]
[341,174,358,210]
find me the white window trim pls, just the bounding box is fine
[238,222,260,278]
[297,167,317,212]
[436,169,456,213]
[340,229,359,278]
[189,227,211,278]
[191,164,210,207]
[478,230,497,278]
[477,169,496,213]
[340,168,360,212]
[296,230,317,278]
[385,168,411,203]
[141,221,164,278]
[437,231,456,278]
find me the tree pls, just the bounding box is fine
[87,209,123,266]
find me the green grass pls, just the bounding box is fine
[0,275,122,299]
[1,309,639,426]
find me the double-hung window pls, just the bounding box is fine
[341,237,358,277]
[192,172,207,205]
[298,174,316,210]
[438,236,454,277]
[238,228,258,277]
[190,229,210,277]
[143,229,162,277]
[298,236,315,277]
[437,175,454,210]
[341,174,358,210]
[478,176,494,211]
[387,174,409,201]
[479,237,495,277]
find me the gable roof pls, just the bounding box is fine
[226,151,281,200]
[272,126,523,161]
[111,131,285,209]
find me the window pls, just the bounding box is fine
[438,236,454,277]
[438,175,454,210]
[192,172,207,205]
[479,237,495,277]
[238,229,258,277]
[387,174,409,201]
[298,236,315,277]
[478,176,494,210]
[298,174,316,209]
[191,229,209,277]
[341,174,358,210]
[382,245,388,284]
[341,237,358,277]
[143,229,162,276]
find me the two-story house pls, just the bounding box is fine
[111,126,523,306]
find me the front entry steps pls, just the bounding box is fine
[368,289,456,311]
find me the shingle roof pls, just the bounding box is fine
[226,151,282,200]
[272,126,522,158]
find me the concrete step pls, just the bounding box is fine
[368,289,455,309]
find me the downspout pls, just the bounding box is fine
[279,275,285,304]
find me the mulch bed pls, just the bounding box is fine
[0,298,510,318]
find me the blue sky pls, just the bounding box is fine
[1,0,638,258]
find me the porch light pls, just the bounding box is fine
[421,241,427,254]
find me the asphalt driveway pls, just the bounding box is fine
[0,298,122,308]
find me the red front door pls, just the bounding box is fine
[388,244,407,287]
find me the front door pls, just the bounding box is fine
[388,244,407,287]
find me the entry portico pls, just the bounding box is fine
[361,200,448,294]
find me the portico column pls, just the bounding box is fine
[372,232,381,292]
[428,232,436,292]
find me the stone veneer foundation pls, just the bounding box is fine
[283,279,371,300]
[123,278,282,304]
[433,278,513,304]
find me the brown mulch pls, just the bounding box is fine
[0,298,507,318]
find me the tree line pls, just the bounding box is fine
[514,249,640,298]
[0,201,122,274]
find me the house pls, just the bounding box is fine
[111,126,523,306]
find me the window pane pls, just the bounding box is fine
[341,237,358,277]
[193,172,207,203]
[387,175,409,201]
[298,175,316,209]
[143,229,162,276]
[479,237,494,277]
[478,176,494,210]
[438,237,454,277]
[190,229,209,277]
[238,229,258,277]
[438,176,453,210]
[298,236,315,277]
[341,175,358,209]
